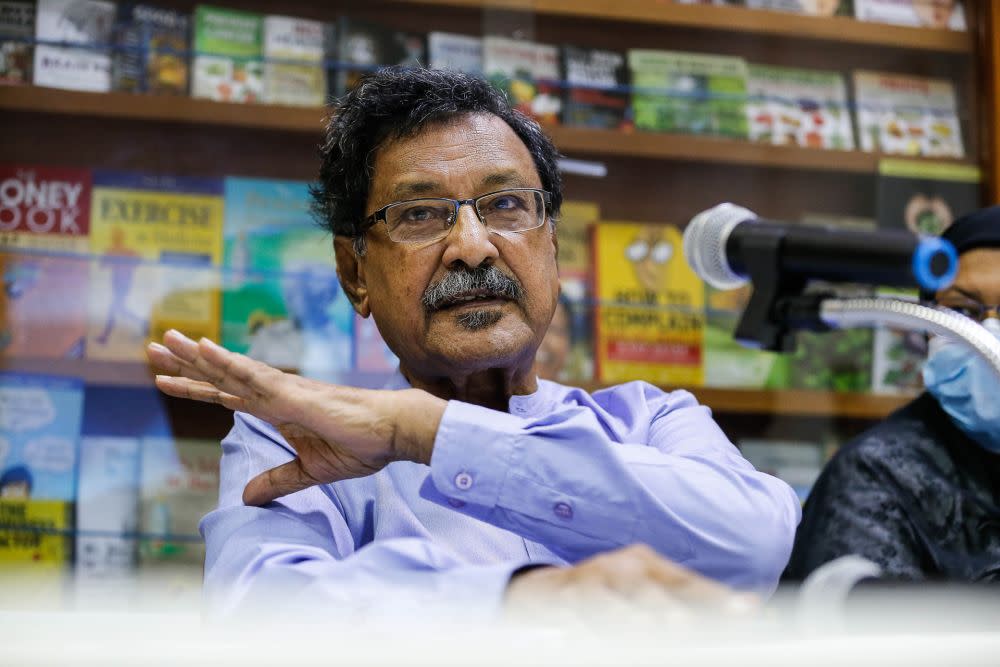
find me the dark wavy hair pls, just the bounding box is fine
[310,66,563,254]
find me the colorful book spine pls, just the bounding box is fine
[263,14,326,107]
[33,0,115,92]
[87,170,224,361]
[0,164,91,360]
[112,3,190,95]
[0,1,35,85]
[593,222,705,386]
[191,5,263,103]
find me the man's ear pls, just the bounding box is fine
[550,218,559,259]
[334,236,370,317]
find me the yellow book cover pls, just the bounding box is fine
[87,172,224,361]
[593,222,705,386]
[0,499,73,566]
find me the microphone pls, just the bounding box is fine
[683,203,958,293]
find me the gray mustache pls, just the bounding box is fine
[422,265,525,311]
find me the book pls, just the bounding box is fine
[334,17,424,97]
[0,164,91,360]
[853,71,964,158]
[0,1,34,85]
[138,437,219,568]
[191,5,263,103]
[0,373,83,567]
[875,159,981,236]
[745,0,851,16]
[561,45,629,130]
[704,284,789,388]
[483,36,562,125]
[111,3,189,95]
[593,222,705,386]
[746,64,854,150]
[739,439,826,503]
[221,177,353,380]
[263,14,325,107]
[427,32,482,75]
[33,0,115,92]
[871,289,927,395]
[855,0,966,30]
[628,49,749,139]
[87,170,224,362]
[538,200,599,383]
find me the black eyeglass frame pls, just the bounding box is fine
[361,188,553,242]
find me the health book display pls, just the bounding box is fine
[262,14,325,107]
[484,36,562,126]
[87,170,224,361]
[191,5,263,103]
[221,177,353,380]
[593,222,705,386]
[0,164,91,360]
[33,0,115,92]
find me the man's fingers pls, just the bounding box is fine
[197,336,281,393]
[154,375,248,413]
[242,460,316,506]
[146,342,213,383]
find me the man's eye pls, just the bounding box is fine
[486,194,527,212]
[400,206,443,223]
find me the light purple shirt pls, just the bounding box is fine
[200,374,800,616]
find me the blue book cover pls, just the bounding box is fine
[221,177,353,379]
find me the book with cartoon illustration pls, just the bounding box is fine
[627,49,749,139]
[191,5,263,103]
[853,71,964,158]
[746,64,854,150]
[484,36,562,126]
[87,170,224,361]
[593,222,705,386]
[0,164,91,360]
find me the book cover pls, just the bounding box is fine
[191,5,263,103]
[746,64,854,150]
[875,159,981,236]
[263,14,325,107]
[855,0,966,30]
[537,200,599,383]
[0,164,91,360]
[704,284,789,388]
[428,32,482,75]
[561,45,629,130]
[871,289,927,395]
[739,439,826,503]
[334,17,424,97]
[221,177,353,380]
[0,373,83,566]
[593,222,705,386]
[745,0,851,16]
[87,170,224,362]
[33,0,115,92]
[138,437,219,568]
[112,3,189,95]
[853,71,964,158]
[483,36,562,125]
[627,49,749,139]
[0,1,34,85]
[75,436,140,581]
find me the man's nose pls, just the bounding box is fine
[440,203,500,269]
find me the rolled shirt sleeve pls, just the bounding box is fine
[420,382,801,594]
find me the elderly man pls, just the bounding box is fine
[148,67,799,616]
[786,206,1000,582]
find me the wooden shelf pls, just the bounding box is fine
[1,86,976,175]
[0,358,156,388]
[397,0,972,53]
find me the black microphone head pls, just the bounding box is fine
[683,203,757,290]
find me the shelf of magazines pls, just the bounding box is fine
[1,85,977,175]
[1,248,914,419]
[397,0,973,53]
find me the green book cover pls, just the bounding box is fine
[704,285,789,389]
[628,49,749,139]
[191,5,262,102]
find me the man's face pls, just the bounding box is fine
[357,113,559,375]
[935,248,1000,320]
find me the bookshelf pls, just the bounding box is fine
[398,0,973,53]
[0,86,977,175]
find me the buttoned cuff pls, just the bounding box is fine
[425,400,524,509]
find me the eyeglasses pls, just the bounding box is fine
[363,188,551,244]
[939,300,1000,323]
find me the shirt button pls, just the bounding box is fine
[553,502,573,520]
[454,472,473,491]
[447,498,466,508]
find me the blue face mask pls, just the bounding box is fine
[922,318,1000,453]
